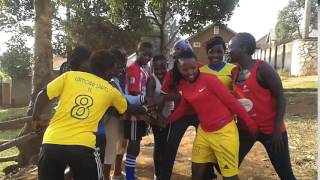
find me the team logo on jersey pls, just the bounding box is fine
[198,88,205,93]
[129,77,135,84]
[238,98,253,112]
[243,85,250,92]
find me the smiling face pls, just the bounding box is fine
[178,57,199,83]
[153,60,167,81]
[207,44,225,67]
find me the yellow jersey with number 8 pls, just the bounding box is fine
[43,71,127,148]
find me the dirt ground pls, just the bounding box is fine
[1,93,317,180]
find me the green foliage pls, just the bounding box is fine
[178,0,239,35]
[0,0,34,36]
[110,0,239,53]
[49,0,150,56]
[0,34,32,78]
[275,0,318,44]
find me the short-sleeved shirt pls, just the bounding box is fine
[200,62,235,90]
[44,71,127,148]
[126,63,149,96]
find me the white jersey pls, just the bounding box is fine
[152,74,174,118]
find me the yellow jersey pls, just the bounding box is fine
[200,63,235,90]
[44,71,127,148]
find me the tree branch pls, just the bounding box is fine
[149,7,161,26]
[0,156,18,163]
[0,133,39,152]
[146,16,160,26]
[0,116,32,131]
[167,28,180,46]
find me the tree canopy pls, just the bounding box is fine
[0,34,32,78]
[275,0,317,44]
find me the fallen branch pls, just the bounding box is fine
[0,140,9,145]
[0,133,39,152]
[0,116,32,131]
[0,114,52,131]
[0,155,18,162]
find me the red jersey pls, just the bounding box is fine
[161,62,204,122]
[126,62,149,121]
[126,62,149,96]
[161,62,204,94]
[232,60,286,134]
[166,73,257,132]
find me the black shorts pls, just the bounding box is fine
[124,120,147,141]
[38,144,103,180]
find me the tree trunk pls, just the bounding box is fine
[159,25,165,54]
[66,2,72,59]
[159,0,168,54]
[16,0,53,167]
[302,0,311,38]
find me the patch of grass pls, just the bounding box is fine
[0,107,28,122]
[0,107,26,175]
[0,148,19,176]
[282,76,317,91]
[0,130,20,140]
[0,130,20,175]
[286,117,317,179]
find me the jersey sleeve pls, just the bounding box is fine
[165,97,195,124]
[207,75,258,131]
[161,71,172,94]
[47,73,67,100]
[125,94,143,105]
[126,65,141,94]
[111,88,128,114]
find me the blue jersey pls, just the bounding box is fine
[96,120,105,136]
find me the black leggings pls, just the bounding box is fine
[161,115,199,180]
[152,125,168,178]
[239,131,296,180]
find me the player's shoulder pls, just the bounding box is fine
[225,62,236,69]
[127,63,140,73]
[200,73,218,79]
[197,62,205,68]
[199,64,209,71]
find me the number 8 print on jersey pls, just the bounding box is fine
[71,95,94,120]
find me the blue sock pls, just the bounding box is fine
[125,154,136,180]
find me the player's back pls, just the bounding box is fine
[44,71,127,148]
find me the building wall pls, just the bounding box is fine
[254,38,317,76]
[188,26,235,64]
[11,76,32,107]
[291,39,317,76]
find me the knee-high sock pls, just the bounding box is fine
[125,154,136,180]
